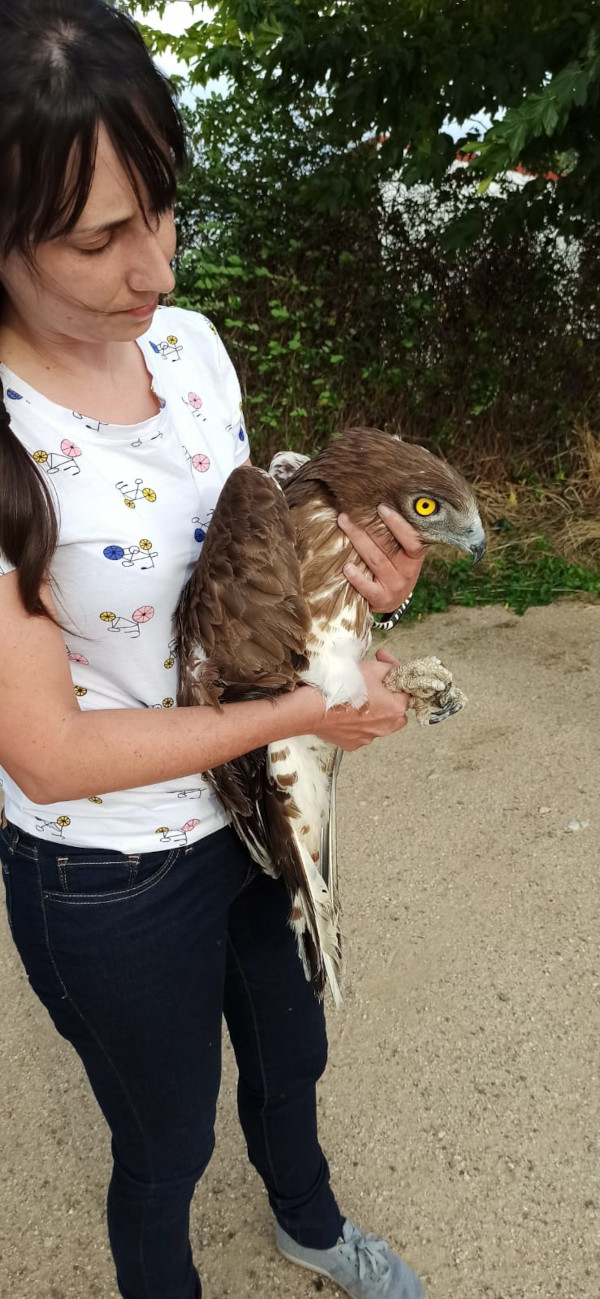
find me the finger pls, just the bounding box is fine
[338,513,393,572]
[377,505,428,560]
[375,648,400,666]
[342,565,384,601]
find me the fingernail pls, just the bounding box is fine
[377,503,391,517]
[344,563,356,576]
[338,513,349,527]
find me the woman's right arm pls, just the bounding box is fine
[0,574,409,805]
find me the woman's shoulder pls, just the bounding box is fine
[150,304,221,347]
[141,304,230,382]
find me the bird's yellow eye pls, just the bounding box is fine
[414,497,438,517]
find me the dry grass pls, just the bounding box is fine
[467,424,600,570]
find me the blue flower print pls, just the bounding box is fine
[192,511,213,543]
[6,389,23,401]
[104,540,158,570]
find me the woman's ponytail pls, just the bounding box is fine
[0,373,59,617]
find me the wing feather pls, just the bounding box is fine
[175,464,342,998]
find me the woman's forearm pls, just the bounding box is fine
[33,688,326,805]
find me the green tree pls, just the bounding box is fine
[134,0,600,235]
[126,1,600,470]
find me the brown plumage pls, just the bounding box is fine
[175,428,485,1004]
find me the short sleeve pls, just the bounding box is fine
[212,324,250,466]
[151,305,251,465]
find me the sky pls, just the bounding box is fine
[135,2,200,77]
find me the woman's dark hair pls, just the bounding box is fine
[0,0,188,619]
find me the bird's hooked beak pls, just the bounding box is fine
[469,534,486,564]
[453,522,487,564]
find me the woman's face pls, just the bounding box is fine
[0,123,177,344]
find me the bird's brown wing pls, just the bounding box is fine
[176,463,311,709]
[175,464,320,903]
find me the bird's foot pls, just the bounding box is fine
[383,656,468,726]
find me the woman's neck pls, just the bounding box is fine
[0,318,160,425]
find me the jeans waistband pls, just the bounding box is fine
[0,812,40,860]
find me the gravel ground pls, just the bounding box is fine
[1,602,599,1299]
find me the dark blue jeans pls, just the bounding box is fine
[0,818,343,1298]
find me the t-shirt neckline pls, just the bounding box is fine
[0,335,168,444]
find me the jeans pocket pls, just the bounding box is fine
[41,845,181,905]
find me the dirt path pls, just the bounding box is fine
[1,603,599,1299]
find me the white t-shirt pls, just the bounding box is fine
[0,306,250,852]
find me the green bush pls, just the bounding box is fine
[173,99,600,471]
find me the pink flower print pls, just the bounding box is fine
[155,818,200,845]
[100,607,154,637]
[188,392,203,411]
[67,648,90,665]
[132,605,155,624]
[192,453,210,473]
[33,443,81,476]
[60,439,82,458]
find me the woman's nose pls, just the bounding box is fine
[128,227,176,297]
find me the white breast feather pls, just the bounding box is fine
[299,608,372,709]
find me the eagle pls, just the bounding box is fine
[175,428,485,1005]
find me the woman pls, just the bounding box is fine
[0,3,427,1297]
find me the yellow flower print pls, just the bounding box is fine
[139,539,152,551]
[33,450,48,463]
[74,686,88,697]
[164,657,175,670]
[88,796,103,805]
[142,488,157,503]
[166,335,178,345]
[57,816,71,828]
[100,611,116,623]
[125,499,136,509]
[162,698,174,708]
[156,826,169,835]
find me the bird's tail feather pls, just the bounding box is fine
[265,737,343,1004]
[206,738,344,1004]
[289,844,343,1007]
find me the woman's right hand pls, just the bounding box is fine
[312,651,409,752]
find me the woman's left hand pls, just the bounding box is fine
[337,504,428,613]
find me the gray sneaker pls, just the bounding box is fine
[275,1217,426,1298]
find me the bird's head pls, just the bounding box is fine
[284,428,486,564]
[381,435,486,563]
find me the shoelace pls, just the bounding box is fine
[341,1225,391,1283]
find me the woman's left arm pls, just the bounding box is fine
[337,505,427,613]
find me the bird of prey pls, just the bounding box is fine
[175,428,485,1004]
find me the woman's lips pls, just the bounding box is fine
[121,299,159,318]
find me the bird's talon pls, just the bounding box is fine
[428,696,463,724]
